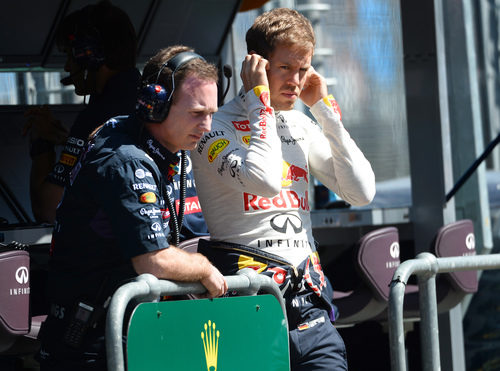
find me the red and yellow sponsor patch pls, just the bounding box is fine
[60,153,77,166]
[207,139,229,163]
[139,192,156,203]
[253,85,270,103]
[237,255,267,273]
[232,120,251,132]
[241,135,250,146]
[323,94,342,120]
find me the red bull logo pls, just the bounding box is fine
[252,86,273,139]
[253,85,270,105]
[303,252,326,296]
[243,190,310,211]
[282,161,308,187]
[323,94,342,120]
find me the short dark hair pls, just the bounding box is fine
[56,0,137,70]
[246,8,315,58]
[141,45,218,104]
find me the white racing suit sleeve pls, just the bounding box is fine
[308,95,376,206]
[196,86,282,197]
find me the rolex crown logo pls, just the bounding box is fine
[201,320,220,371]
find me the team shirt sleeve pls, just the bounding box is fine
[95,157,171,259]
[308,95,376,206]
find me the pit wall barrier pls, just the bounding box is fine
[105,268,289,371]
[388,252,500,371]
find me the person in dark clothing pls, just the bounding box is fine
[24,0,141,223]
[37,45,226,371]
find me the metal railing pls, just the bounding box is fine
[105,268,285,371]
[388,252,500,371]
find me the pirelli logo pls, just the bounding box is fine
[60,153,77,166]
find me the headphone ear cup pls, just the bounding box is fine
[71,34,105,70]
[136,84,171,123]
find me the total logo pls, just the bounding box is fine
[232,120,250,132]
[281,161,308,187]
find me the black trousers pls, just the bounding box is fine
[287,292,348,371]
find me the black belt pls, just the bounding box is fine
[200,239,304,291]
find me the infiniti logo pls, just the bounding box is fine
[390,242,400,259]
[270,213,302,234]
[465,233,475,250]
[15,266,29,284]
[151,222,162,232]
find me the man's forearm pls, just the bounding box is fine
[30,151,63,223]
[132,246,212,282]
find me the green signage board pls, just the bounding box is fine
[126,295,289,371]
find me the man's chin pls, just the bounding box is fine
[273,102,295,111]
[74,87,92,96]
[183,142,198,151]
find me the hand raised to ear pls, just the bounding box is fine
[299,66,328,107]
[240,53,269,93]
[22,105,68,145]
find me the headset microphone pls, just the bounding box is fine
[222,64,233,102]
[60,69,85,86]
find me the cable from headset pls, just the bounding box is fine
[177,150,187,229]
[165,150,187,246]
[222,64,233,102]
[165,193,180,246]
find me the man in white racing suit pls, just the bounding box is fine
[192,7,375,371]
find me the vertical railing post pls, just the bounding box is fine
[388,277,408,371]
[416,253,440,371]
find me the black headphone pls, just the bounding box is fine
[136,51,205,123]
[68,4,106,71]
[69,32,105,70]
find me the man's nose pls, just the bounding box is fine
[200,114,212,132]
[288,71,301,86]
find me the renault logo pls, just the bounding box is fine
[270,213,302,234]
[15,266,29,284]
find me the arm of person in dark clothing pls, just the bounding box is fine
[29,153,64,223]
[131,246,228,298]
[23,105,69,223]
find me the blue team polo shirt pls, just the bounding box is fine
[48,115,206,308]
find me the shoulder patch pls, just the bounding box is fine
[139,192,157,203]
